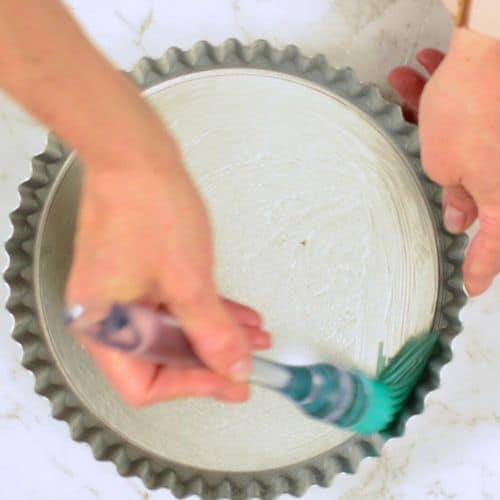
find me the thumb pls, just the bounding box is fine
[442,185,478,234]
[463,208,500,296]
[167,288,252,382]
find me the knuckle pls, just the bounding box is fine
[170,280,214,310]
[445,186,474,204]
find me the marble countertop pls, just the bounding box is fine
[1,1,499,499]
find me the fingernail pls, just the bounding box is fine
[465,279,486,297]
[466,268,492,297]
[253,333,272,349]
[229,357,252,382]
[253,338,272,350]
[444,206,466,234]
[215,384,250,403]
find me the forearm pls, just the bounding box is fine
[0,0,175,169]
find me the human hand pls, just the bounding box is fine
[0,0,269,405]
[388,30,500,295]
[66,134,270,406]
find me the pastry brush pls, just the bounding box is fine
[65,303,438,434]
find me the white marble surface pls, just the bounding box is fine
[1,0,499,499]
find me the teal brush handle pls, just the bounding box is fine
[251,357,380,430]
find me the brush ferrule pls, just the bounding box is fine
[323,370,357,423]
[250,357,293,390]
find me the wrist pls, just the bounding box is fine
[442,0,500,40]
[60,68,180,172]
[79,115,181,175]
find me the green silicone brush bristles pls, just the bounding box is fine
[351,331,439,433]
[251,332,440,434]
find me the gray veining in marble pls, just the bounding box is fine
[1,1,499,499]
